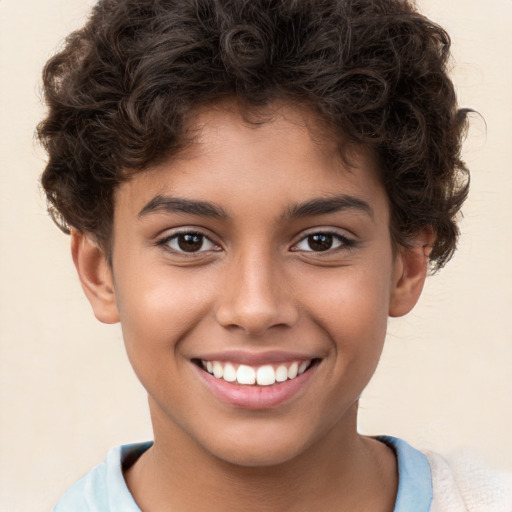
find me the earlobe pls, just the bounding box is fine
[389,230,434,318]
[71,230,120,324]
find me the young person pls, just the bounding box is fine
[38,0,512,510]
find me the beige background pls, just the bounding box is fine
[1,0,511,510]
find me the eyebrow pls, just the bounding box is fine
[138,193,372,221]
[138,195,228,219]
[284,195,373,220]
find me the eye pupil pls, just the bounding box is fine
[178,233,203,252]
[308,234,333,251]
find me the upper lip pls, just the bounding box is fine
[193,350,320,366]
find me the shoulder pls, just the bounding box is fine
[53,449,113,512]
[54,443,152,512]
[426,450,512,512]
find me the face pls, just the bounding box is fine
[90,103,415,467]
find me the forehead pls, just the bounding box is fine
[182,101,367,174]
[115,102,388,222]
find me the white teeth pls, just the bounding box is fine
[287,362,298,379]
[212,361,224,379]
[236,365,256,385]
[256,365,276,386]
[275,365,288,382]
[201,359,314,386]
[298,361,310,375]
[223,363,237,382]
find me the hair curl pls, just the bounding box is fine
[38,0,469,270]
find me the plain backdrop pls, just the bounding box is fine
[1,0,511,510]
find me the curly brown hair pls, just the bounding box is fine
[38,0,469,270]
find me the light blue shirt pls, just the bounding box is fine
[379,436,433,512]
[54,436,432,511]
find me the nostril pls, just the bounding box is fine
[213,263,300,333]
[215,301,299,335]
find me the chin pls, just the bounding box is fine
[203,423,316,468]
[212,443,302,468]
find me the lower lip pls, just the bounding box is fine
[194,364,316,410]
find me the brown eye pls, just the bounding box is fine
[177,233,204,252]
[307,234,334,251]
[294,232,351,253]
[164,232,218,253]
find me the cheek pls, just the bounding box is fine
[300,265,392,378]
[305,264,391,331]
[114,266,216,355]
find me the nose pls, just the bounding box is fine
[214,249,299,336]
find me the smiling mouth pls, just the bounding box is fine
[194,359,319,386]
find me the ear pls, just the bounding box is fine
[389,229,434,318]
[71,230,120,324]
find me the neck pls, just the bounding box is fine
[124,402,397,512]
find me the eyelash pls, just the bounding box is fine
[157,229,356,255]
[156,231,220,255]
[292,231,356,253]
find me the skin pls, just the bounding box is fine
[72,102,432,511]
